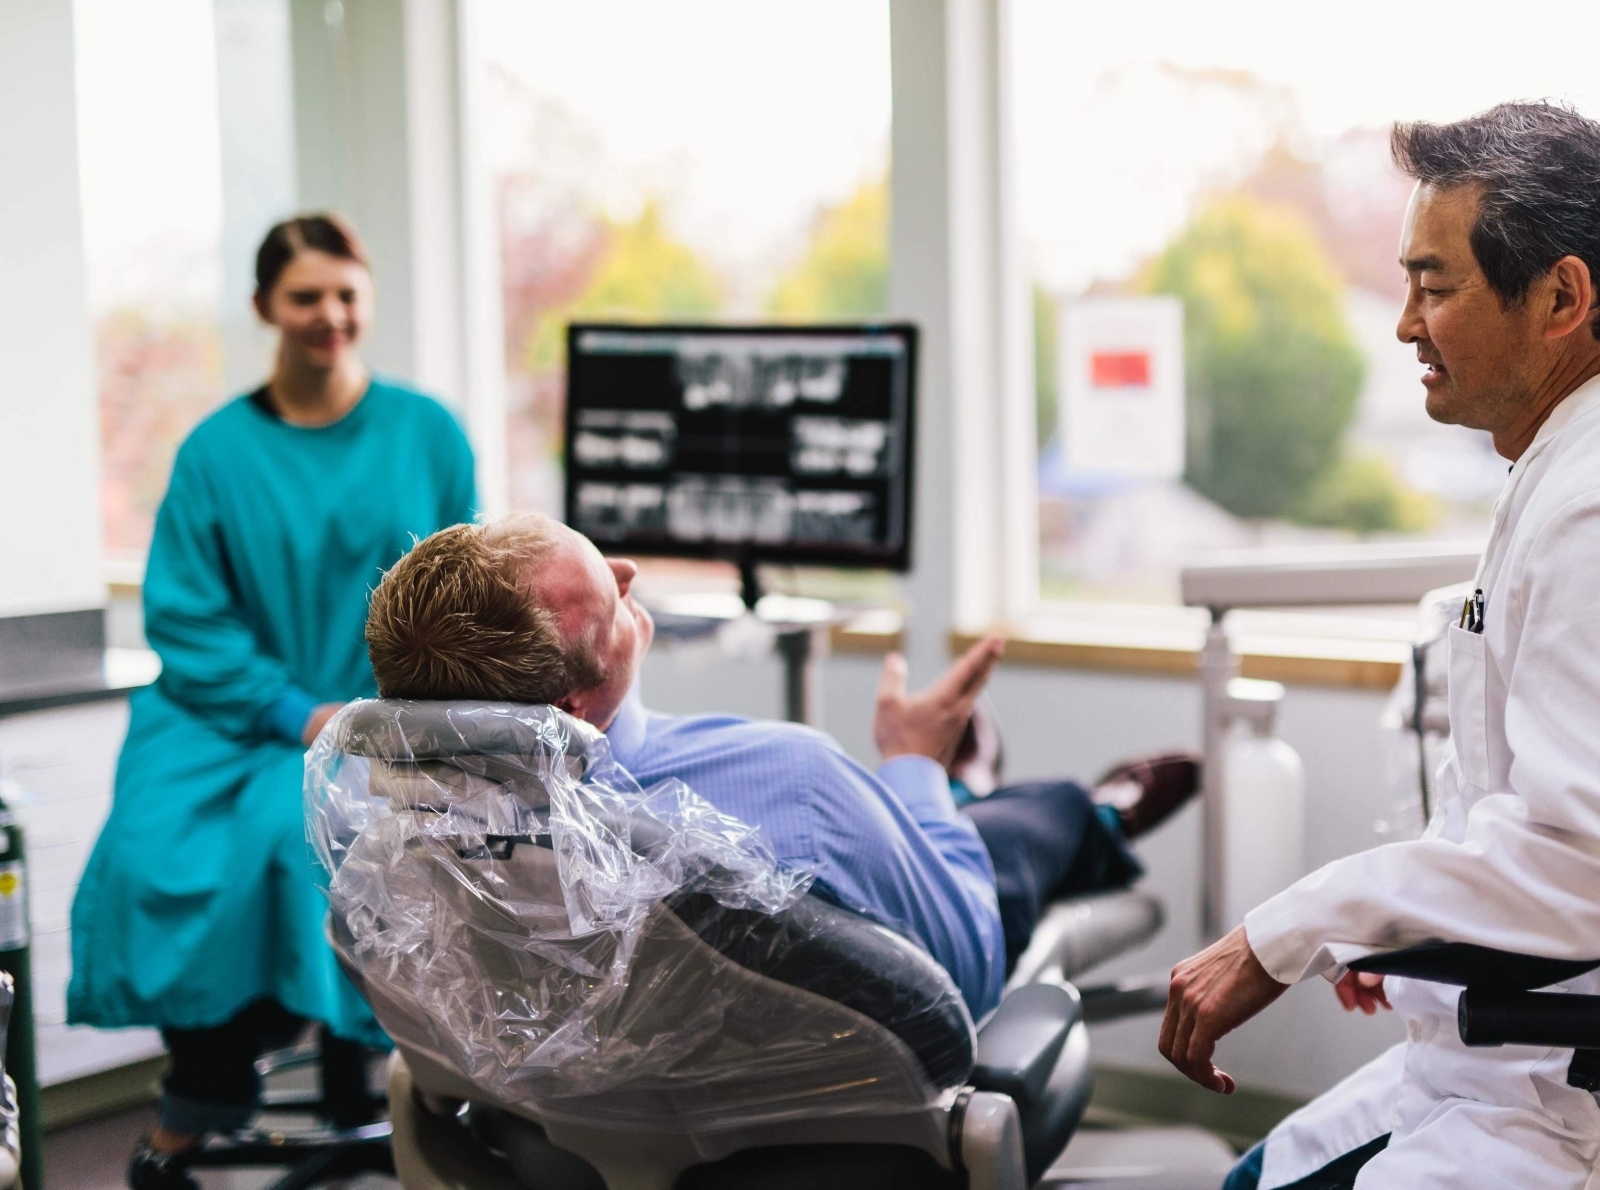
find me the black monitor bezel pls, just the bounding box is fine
[562,321,918,574]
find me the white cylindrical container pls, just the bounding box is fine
[1222,724,1306,930]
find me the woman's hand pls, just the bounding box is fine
[301,702,346,746]
[1334,970,1391,1015]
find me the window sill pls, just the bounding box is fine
[832,609,1408,691]
[951,617,1407,691]
[830,609,907,654]
[106,577,1407,692]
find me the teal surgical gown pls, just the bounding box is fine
[68,378,475,1039]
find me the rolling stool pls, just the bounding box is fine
[169,1027,392,1190]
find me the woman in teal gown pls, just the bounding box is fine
[68,214,475,1178]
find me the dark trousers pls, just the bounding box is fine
[159,998,374,1136]
[962,780,1144,970]
[1224,1135,1390,1190]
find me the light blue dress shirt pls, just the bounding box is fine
[605,692,1006,1016]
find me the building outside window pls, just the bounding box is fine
[1012,0,1600,612]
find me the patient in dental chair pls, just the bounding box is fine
[363,512,1198,1017]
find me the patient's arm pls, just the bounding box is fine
[873,635,1004,767]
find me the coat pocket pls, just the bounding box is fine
[1447,624,1490,789]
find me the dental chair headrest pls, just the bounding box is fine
[331,699,602,804]
[334,697,601,767]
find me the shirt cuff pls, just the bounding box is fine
[1244,892,1339,985]
[262,686,318,745]
[877,754,960,822]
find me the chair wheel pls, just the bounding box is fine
[127,1142,202,1190]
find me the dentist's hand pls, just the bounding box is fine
[874,634,1005,766]
[1334,970,1391,1015]
[1160,925,1289,1094]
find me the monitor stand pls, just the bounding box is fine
[738,559,764,614]
[738,558,826,727]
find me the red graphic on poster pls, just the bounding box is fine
[1090,351,1151,389]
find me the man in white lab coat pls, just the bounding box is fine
[1160,102,1600,1189]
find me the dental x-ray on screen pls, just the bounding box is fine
[563,323,917,572]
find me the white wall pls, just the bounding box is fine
[0,0,103,617]
[286,0,507,512]
[638,645,1406,1102]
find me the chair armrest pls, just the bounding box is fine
[971,985,1081,1112]
[1078,973,1169,1024]
[1459,989,1600,1049]
[1348,943,1600,991]
[1006,890,1164,990]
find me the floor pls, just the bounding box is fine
[43,1104,401,1190]
[44,1109,1237,1190]
[43,1104,155,1190]
[1045,1123,1238,1187]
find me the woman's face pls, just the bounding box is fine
[256,249,371,370]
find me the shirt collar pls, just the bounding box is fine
[602,686,648,765]
[1526,370,1600,457]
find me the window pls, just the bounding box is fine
[74,0,226,573]
[481,0,892,600]
[1011,1,1593,607]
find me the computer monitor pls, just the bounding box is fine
[563,323,918,589]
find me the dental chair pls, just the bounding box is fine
[306,701,1176,1190]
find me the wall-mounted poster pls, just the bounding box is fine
[1060,296,1184,480]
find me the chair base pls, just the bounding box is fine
[172,1042,393,1190]
[179,1123,394,1190]
[387,1052,1033,1190]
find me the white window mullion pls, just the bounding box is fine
[890,0,1032,675]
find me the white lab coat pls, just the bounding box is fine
[1244,374,1600,1189]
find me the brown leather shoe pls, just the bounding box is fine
[948,704,1005,798]
[1093,752,1202,840]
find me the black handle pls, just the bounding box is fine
[1350,942,1600,991]
[1459,988,1600,1048]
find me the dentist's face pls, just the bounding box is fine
[1396,182,1537,436]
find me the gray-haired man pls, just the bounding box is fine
[1166,102,1600,1190]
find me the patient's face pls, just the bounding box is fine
[531,526,654,729]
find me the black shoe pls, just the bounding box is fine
[127,1140,201,1190]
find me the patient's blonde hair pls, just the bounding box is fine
[366,515,604,704]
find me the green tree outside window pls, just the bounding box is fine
[1139,195,1365,521]
[767,178,888,320]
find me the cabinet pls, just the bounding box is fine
[0,701,163,1085]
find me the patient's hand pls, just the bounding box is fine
[1334,970,1390,1015]
[1160,925,1289,1095]
[874,635,1004,767]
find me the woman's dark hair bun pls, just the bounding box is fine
[254,213,370,299]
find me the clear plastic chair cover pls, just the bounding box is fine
[0,973,19,1188]
[305,700,963,1129]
